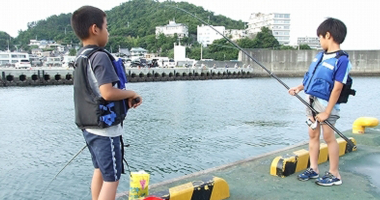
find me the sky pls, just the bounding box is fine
[2,0,379,50]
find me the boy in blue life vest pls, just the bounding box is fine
[71,6,142,200]
[288,18,352,186]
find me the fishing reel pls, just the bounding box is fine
[306,118,318,130]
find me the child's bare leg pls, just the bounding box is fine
[322,124,341,179]
[98,181,119,200]
[91,168,103,200]
[308,117,321,173]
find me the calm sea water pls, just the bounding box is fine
[1,77,379,200]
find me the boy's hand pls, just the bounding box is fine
[288,86,302,96]
[316,112,329,122]
[128,96,142,108]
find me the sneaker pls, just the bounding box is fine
[298,168,319,181]
[315,172,342,186]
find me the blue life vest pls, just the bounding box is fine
[73,47,129,129]
[302,51,353,102]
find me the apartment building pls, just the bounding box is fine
[197,24,225,47]
[246,13,291,45]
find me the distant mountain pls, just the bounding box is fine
[13,0,245,52]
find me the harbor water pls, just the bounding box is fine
[0,77,379,200]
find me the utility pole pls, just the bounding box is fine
[200,43,203,60]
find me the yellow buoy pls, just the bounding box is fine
[352,117,379,134]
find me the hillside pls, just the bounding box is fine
[13,0,245,54]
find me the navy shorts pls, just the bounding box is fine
[82,130,123,182]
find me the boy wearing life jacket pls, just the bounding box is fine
[288,18,352,186]
[71,6,142,200]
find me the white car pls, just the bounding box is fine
[15,59,32,69]
[167,59,176,68]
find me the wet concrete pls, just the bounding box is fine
[117,128,380,200]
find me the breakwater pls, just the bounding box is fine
[3,49,379,87]
[239,49,380,76]
[0,67,254,87]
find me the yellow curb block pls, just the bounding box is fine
[270,137,357,177]
[150,176,230,200]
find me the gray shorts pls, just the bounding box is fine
[306,95,340,124]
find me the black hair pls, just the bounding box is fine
[317,18,347,44]
[71,6,106,40]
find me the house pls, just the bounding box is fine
[155,20,189,39]
[130,47,148,57]
[31,48,43,57]
[118,48,131,58]
[224,29,247,41]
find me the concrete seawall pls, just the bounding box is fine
[239,49,380,77]
[2,50,380,87]
[0,67,254,87]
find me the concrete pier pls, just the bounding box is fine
[2,49,380,87]
[0,67,255,87]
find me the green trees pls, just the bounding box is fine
[0,0,311,59]
[251,27,280,48]
[236,27,280,49]
[0,32,15,51]
[207,39,238,60]
[299,44,312,50]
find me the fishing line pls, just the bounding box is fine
[163,4,356,151]
[41,144,87,198]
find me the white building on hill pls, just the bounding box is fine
[155,20,189,39]
[224,29,247,41]
[197,24,225,47]
[246,13,291,45]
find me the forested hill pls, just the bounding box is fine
[13,0,245,52]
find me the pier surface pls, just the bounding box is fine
[117,128,380,200]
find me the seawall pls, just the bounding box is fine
[2,50,380,87]
[239,49,380,77]
[0,67,254,87]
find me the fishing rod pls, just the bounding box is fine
[41,144,87,197]
[42,143,133,197]
[164,4,356,151]
[42,97,140,196]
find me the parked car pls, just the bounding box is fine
[167,59,176,68]
[15,59,32,69]
[146,59,158,68]
[130,58,147,68]
[62,56,76,68]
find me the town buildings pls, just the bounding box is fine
[155,20,189,39]
[246,13,291,45]
[224,29,247,41]
[197,24,225,47]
